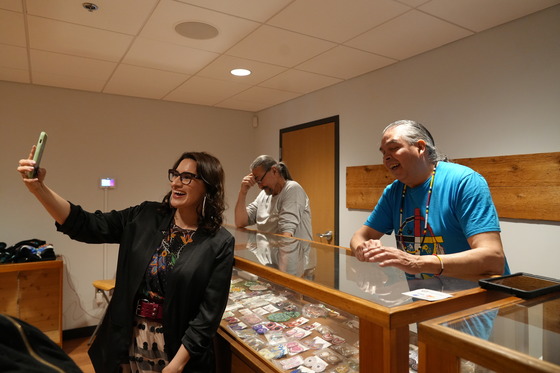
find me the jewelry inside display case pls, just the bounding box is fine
[224,268,361,372]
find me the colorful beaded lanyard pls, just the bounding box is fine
[397,163,437,252]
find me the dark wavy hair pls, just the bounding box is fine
[162,152,225,234]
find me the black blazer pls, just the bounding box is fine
[57,202,234,373]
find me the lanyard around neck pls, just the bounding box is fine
[398,163,437,247]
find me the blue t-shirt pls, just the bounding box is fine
[365,161,509,278]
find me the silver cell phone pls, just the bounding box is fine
[28,131,48,178]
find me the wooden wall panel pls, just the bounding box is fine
[346,152,560,221]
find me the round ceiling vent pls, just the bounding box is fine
[175,22,219,40]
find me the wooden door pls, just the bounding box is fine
[280,116,338,286]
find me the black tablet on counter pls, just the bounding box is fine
[479,272,560,299]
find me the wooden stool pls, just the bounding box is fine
[88,279,115,345]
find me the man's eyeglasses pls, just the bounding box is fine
[254,168,270,185]
[168,169,202,185]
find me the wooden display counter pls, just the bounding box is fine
[0,258,63,346]
[219,227,508,373]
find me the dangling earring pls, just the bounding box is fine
[201,195,207,218]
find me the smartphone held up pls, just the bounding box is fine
[28,131,48,178]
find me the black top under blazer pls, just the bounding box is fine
[57,202,235,373]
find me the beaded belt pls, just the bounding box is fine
[135,299,163,321]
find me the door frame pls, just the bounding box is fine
[279,115,340,246]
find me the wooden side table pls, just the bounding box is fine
[0,258,63,346]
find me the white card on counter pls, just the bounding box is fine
[402,288,453,301]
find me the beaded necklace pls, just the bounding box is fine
[397,163,437,251]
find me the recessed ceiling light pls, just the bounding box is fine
[175,22,219,40]
[82,2,98,12]
[230,68,251,77]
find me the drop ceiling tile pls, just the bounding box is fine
[227,25,336,67]
[174,0,293,22]
[0,44,29,83]
[164,75,251,106]
[30,50,117,80]
[141,0,260,53]
[26,0,159,35]
[30,50,116,92]
[268,0,410,43]
[297,45,396,79]
[217,87,303,112]
[0,0,22,12]
[123,37,219,74]
[419,0,560,32]
[1,9,26,47]
[227,86,301,107]
[395,0,431,7]
[259,69,342,94]
[1,44,28,70]
[0,67,29,83]
[346,10,473,60]
[32,72,106,92]
[214,98,269,112]
[28,16,134,62]
[104,64,189,99]
[196,55,287,84]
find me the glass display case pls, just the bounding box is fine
[418,293,560,373]
[217,227,508,373]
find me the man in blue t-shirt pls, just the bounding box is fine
[350,120,509,278]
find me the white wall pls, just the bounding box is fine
[0,83,256,330]
[256,6,560,279]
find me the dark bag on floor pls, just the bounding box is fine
[0,314,82,372]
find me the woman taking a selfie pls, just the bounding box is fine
[18,148,234,373]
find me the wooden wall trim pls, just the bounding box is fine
[346,152,560,222]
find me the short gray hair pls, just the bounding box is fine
[383,120,448,163]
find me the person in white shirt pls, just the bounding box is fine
[235,155,315,278]
[235,155,312,240]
